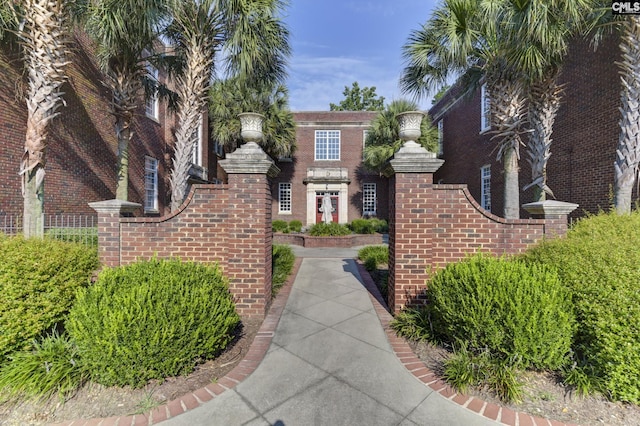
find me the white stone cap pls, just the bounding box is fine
[522,200,579,216]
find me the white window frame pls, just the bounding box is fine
[315,130,340,161]
[279,182,292,214]
[145,63,159,120]
[481,165,491,212]
[362,129,369,160]
[480,83,491,133]
[191,120,203,166]
[144,156,159,213]
[363,183,376,216]
[437,119,444,156]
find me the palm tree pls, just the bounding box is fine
[363,99,437,172]
[165,0,290,212]
[3,1,78,237]
[401,0,527,219]
[209,77,296,161]
[589,3,640,214]
[80,0,169,201]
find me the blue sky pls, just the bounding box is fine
[283,0,439,111]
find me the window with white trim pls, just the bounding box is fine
[279,182,292,213]
[363,183,376,216]
[191,121,203,166]
[480,83,491,132]
[362,130,369,160]
[144,156,159,213]
[315,130,340,160]
[145,63,159,120]
[481,165,491,212]
[437,119,444,156]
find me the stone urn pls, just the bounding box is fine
[396,111,425,143]
[238,112,265,143]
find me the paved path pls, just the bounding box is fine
[162,247,499,426]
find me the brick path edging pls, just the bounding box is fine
[354,262,579,426]
[49,258,303,426]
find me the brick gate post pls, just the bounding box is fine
[89,199,141,268]
[383,140,444,313]
[220,141,280,317]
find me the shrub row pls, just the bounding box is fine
[272,220,302,233]
[272,244,295,296]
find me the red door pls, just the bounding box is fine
[316,193,339,224]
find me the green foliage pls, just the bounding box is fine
[308,222,351,236]
[45,227,98,247]
[349,218,386,234]
[272,220,289,233]
[524,211,640,403]
[390,307,432,342]
[563,363,601,398]
[272,244,295,296]
[0,236,99,363]
[357,245,389,269]
[288,220,302,233]
[67,258,240,388]
[427,254,574,370]
[0,331,86,402]
[329,81,384,111]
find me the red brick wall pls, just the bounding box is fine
[94,181,273,318]
[430,35,622,219]
[0,31,172,218]
[388,174,566,313]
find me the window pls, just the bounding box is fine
[279,183,292,213]
[145,64,159,120]
[481,165,491,212]
[213,140,224,157]
[480,83,491,132]
[315,130,340,160]
[144,156,159,213]
[191,121,203,166]
[362,130,369,160]
[437,119,444,156]
[363,183,376,216]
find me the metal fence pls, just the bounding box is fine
[0,214,98,247]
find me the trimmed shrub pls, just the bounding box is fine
[0,331,86,402]
[349,218,377,234]
[67,258,240,388]
[524,211,640,403]
[308,222,351,236]
[288,220,302,233]
[272,244,295,296]
[426,254,574,370]
[272,220,289,233]
[357,245,388,269]
[0,236,99,363]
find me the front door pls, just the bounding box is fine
[316,192,339,224]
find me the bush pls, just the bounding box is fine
[67,258,240,388]
[357,245,388,270]
[426,254,574,370]
[288,220,302,233]
[349,218,388,234]
[272,244,295,296]
[0,331,86,402]
[308,222,351,236]
[272,220,289,233]
[524,211,640,403]
[0,236,99,363]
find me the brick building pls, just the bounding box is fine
[430,35,622,219]
[272,111,389,226]
[0,32,213,220]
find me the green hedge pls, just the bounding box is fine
[308,222,351,236]
[349,218,388,234]
[0,236,98,363]
[67,258,239,388]
[357,245,388,271]
[426,254,574,370]
[524,211,640,403]
[272,220,289,233]
[272,244,295,296]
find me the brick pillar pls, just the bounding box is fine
[88,199,141,268]
[522,200,578,238]
[383,141,444,313]
[220,142,280,318]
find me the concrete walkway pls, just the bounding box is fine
[161,247,500,426]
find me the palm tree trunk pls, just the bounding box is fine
[20,0,69,238]
[169,41,211,212]
[614,16,640,215]
[488,78,526,219]
[526,73,562,202]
